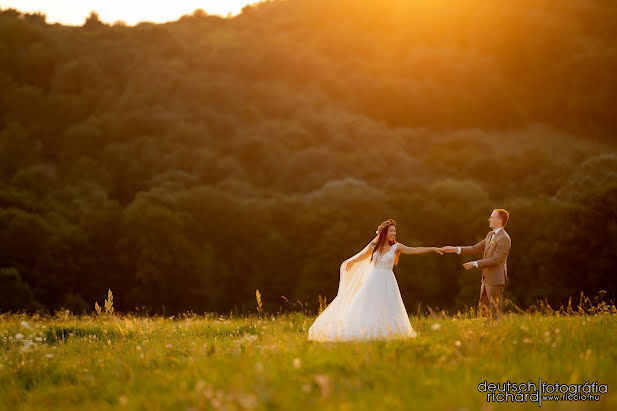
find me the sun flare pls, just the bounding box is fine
[0,0,266,25]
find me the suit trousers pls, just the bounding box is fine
[479,283,504,319]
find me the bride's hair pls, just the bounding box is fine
[371,219,396,263]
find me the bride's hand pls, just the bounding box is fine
[433,247,444,255]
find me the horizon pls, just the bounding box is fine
[0,0,267,26]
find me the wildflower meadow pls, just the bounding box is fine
[1,290,615,410]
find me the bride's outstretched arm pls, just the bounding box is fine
[396,243,444,255]
[348,235,379,263]
[344,235,379,271]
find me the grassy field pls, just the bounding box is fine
[1,296,616,410]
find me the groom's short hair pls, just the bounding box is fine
[493,209,509,226]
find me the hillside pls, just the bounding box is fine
[0,1,616,314]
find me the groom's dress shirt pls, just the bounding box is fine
[457,227,503,267]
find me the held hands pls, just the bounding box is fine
[425,248,479,272]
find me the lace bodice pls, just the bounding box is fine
[372,243,398,269]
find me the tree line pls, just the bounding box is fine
[0,1,615,314]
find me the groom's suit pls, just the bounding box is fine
[458,228,511,318]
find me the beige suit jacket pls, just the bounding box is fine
[460,229,511,285]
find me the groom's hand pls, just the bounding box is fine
[442,246,458,253]
[463,262,475,270]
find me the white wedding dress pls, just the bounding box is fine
[308,242,417,342]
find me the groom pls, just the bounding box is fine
[443,209,511,320]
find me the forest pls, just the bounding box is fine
[0,0,615,315]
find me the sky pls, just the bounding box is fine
[0,0,267,25]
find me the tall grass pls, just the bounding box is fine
[0,291,615,410]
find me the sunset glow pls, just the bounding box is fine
[0,0,266,25]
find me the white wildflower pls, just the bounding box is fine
[314,374,332,398]
[237,393,258,409]
[20,340,37,353]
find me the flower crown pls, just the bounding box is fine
[376,219,396,234]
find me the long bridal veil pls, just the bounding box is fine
[338,240,375,306]
[308,238,378,341]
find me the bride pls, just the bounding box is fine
[308,219,443,342]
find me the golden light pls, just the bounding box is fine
[0,0,266,25]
